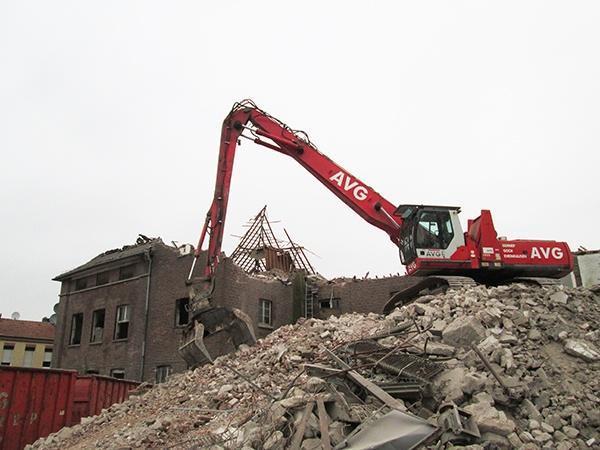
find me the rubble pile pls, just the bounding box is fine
[33,284,599,449]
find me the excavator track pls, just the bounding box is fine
[510,277,560,287]
[383,275,477,313]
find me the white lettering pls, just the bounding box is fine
[343,178,358,191]
[354,186,368,201]
[329,171,344,187]
[531,246,564,259]
[329,171,369,201]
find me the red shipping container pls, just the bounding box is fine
[70,375,138,426]
[0,367,77,450]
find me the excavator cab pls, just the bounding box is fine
[396,205,465,265]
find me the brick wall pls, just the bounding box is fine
[314,276,422,318]
[212,259,300,339]
[141,244,194,381]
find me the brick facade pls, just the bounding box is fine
[53,240,194,382]
[313,276,422,318]
[53,239,421,382]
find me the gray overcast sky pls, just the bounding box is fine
[1,1,599,320]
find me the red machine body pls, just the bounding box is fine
[190,100,573,284]
[403,209,573,281]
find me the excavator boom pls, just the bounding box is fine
[189,100,401,281]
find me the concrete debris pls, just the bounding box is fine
[31,284,599,449]
[442,316,486,348]
[563,338,600,362]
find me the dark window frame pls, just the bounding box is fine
[69,313,84,346]
[110,368,125,379]
[114,305,130,340]
[155,365,172,384]
[319,297,340,309]
[96,271,110,286]
[259,299,273,327]
[119,264,136,280]
[90,309,105,343]
[175,298,190,327]
[74,278,88,291]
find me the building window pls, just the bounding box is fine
[259,299,272,326]
[70,313,83,345]
[319,297,340,309]
[90,309,105,343]
[43,347,52,368]
[155,365,172,384]
[86,369,99,375]
[114,305,130,340]
[110,369,125,379]
[74,278,88,291]
[23,345,35,367]
[119,264,136,280]
[175,298,189,327]
[96,271,110,286]
[1,344,14,366]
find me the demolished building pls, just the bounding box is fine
[51,230,422,383]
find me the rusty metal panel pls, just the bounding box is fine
[0,366,77,450]
[70,375,138,426]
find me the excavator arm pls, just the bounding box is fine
[189,100,402,281]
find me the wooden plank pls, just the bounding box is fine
[289,401,314,450]
[323,347,406,411]
[316,398,332,450]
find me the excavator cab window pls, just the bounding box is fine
[399,208,455,264]
[415,210,454,249]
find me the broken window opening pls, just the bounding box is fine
[43,348,52,368]
[90,309,105,343]
[96,271,110,286]
[119,264,136,280]
[110,368,125,379]
[319,297,340,309]
[259,299,272,326]
[114,305,130,340]
[70,313,83,345]
[1,344,14,366]
[175,298,190,327]
[155,365,172,384]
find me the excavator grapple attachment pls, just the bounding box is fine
[178,307,256,367]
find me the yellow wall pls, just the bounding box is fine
[0,339,52,368]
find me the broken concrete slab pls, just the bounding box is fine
[442,316,487,348]
[563,339,600,362]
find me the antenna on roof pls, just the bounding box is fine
[11,311,20,320]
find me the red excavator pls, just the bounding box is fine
[179,100,573,366]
